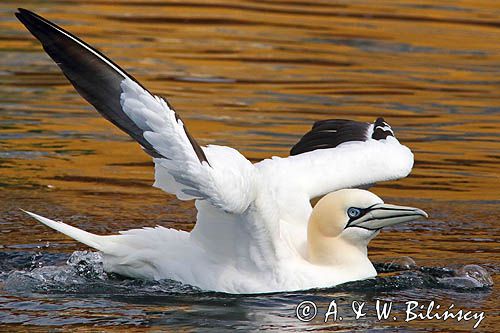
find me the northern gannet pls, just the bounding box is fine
[16,9,428,294]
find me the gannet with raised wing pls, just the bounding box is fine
[16,8,427,294]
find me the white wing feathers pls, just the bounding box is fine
[258,136,413,200]
[120,78,255,214]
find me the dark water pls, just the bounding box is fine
[0,251,494,331]
[0,0,499,331]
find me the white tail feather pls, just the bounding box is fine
[22,210,106,251]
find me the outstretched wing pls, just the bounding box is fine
[256,118,413,224]
[16,8,255,214]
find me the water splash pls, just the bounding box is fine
[1,252,493,295]
[66,251,107,279]
[436,264,494,289]
[30,241,50,270]
[2,251,201,295]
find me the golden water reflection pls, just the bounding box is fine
[0,0,499,330]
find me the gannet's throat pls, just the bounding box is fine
[307,222,373,267]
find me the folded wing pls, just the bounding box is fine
[288,117,412,198]
[256,118,413,224]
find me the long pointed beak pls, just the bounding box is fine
[347,203,428,230]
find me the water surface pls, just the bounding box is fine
[0,0,499,331]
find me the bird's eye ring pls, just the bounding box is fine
[347,207,361,218]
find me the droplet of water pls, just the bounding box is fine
[375,256,417,273]
[389,256,417,270]
[66,251,106,280]
[437,264,493,289]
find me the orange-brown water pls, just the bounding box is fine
[0,0,499,331]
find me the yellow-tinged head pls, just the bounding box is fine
[307,189,427,267]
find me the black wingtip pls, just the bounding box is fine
[15,8,64,49]
[372,117,395,140]
[15,8,210,165]
[14,8,164,158]
[290,117,398,156]
[290,119,371,156]
[16,8,47,26]
[15,8,31,26]
[17,8,30,14]
[17,8,46,19]
[16,8,27,15]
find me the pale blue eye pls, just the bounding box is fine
[348,207,361,218]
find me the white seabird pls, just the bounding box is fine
[16,9,428,294]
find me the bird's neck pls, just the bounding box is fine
[307,223,373,271]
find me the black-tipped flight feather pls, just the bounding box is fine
[290,117,394,156]
[15,8,207,163]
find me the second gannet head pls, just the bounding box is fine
[307,189,428,268]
